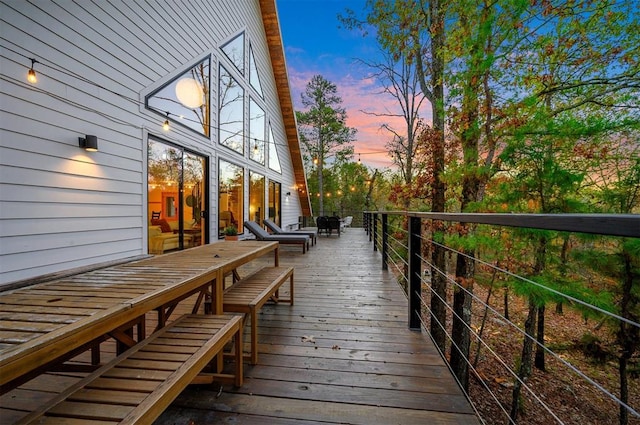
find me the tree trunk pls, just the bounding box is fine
[510,298,538,422]
[618,249,638,425]
[556,234,570,315]
[504,285,510,321]
[423,0,447,354]
[620,356,629,425]
[535,304,546,371]
[533,235,547,371]
[451,250,475,391]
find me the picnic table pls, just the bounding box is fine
[0,240,279,394]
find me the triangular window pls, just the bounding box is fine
[268,124,282,173]
[249,45,263,96]
[146,57,210,137]
[221,33,244,75]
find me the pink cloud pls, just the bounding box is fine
[287,67,431,170]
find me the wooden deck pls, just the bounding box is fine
[0,229,478,424]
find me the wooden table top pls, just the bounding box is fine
[0,240,278,391]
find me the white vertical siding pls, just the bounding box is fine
[0,0,302,285]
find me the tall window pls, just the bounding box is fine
[219,65,244,154]
[147,138,207,254]
[249,98,265,164]
[268,180,281,226]
[219,160,244,237]
[249,172,265,226]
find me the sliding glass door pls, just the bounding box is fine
[148,137,207,254]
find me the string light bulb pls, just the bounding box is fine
[313,157,318,165]
[27,59,37,83]
[163,112,170,131]
[358,154,361,164]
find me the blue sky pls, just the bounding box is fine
[276,0,401,169]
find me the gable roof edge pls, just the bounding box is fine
[259,0,312,216]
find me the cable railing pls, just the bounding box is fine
[364,211,640,425]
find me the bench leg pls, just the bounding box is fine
[235,324,244,386]
[290,271,294,306]
[250,306,258,365]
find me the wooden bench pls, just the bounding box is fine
[223,266,294,364]
[17,313,243,425]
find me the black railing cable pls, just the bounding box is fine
[417,265,565,424]
[418,238,640,419]
[430,239,640,331]
[416,287,509,425]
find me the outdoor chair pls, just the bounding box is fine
[328,216,341,236]
[316,216,331,236]
[244,221,310,253]
[263,218,317,246]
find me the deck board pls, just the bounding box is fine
[0,229,478,424]
[159,229,479,424]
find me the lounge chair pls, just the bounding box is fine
[244,221,310,253]
[263,218,317,246]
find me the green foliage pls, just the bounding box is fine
[223,226,238,236]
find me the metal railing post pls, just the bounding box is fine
[408,216,421,331]
[373,213,378,251]
[369,213,373,243]
[363,212,369,235]
[381,213,388,270]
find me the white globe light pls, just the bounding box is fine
[175,77,204,108]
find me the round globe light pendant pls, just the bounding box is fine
[175,77,204,109]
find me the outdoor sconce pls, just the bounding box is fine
[79,135,98,152]
[286,192,291,196]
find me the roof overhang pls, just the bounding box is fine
[259,0,312,216]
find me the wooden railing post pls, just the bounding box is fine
[381,213,388,270]
[408,216,421,331]
[373,213,378,251]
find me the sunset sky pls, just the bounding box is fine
[276,0,411,170]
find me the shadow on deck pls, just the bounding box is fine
[158,229,479,424]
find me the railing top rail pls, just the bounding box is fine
[364,211,640,238]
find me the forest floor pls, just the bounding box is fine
[450,282,640,425]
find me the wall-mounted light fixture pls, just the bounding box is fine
[286,191,291,196]
[79,135,98,152]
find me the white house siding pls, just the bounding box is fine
[0,0,303,285]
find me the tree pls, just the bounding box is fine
[296,75,356,216]
[344,0,450,353]
[354,50,428,203]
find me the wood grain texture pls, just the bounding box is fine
[0,233,478,423]
[159,230,480,424]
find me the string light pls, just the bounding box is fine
[10,47,394,173]
[163,112,170,131]
[27,59,37,83]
